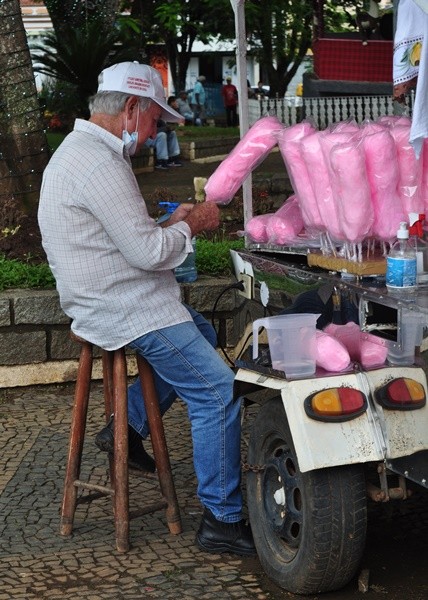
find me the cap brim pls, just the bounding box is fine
[155,99,183,123]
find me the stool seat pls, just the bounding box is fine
[60,334,182,552]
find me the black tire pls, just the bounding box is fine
[247,397,367,595]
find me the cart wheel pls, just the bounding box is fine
[247,397,367,595]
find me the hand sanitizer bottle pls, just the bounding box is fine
[386,222,417,293]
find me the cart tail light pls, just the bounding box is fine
[304,387,367,422]
[376,378,426,410]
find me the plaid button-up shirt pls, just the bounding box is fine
[38,119,193,350]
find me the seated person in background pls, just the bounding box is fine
[247,79,256,99]
[255,81,266,97]
[145,104,183,169]
[176,90,200,125]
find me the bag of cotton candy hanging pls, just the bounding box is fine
[204,116,284,205]
[265,196,304,244]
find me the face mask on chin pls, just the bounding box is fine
[122,105,140,156]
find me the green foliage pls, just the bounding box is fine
[0,256,56,291]
[31,19,141,117]
[46,132,66,152]
[177,126,240,138]
[195,238,245,277]
[0,239,245,291]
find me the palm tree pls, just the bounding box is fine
[31,19,142,119]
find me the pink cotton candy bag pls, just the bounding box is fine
[315,330,351,372]
[204,116,283,205]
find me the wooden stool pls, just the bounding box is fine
[60,335,182,552]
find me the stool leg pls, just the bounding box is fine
[60,341,93,536]
[102,350,114,420]
[112,348,130,552]
[136,355,182,534]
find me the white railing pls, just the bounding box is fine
[248,94,414,129]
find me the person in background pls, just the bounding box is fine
[176,90,199,125]
[256,81,266,97]
[221,76,238,127]
[145,100,183,169]
[191,75,207,126]
[38,61,255,557]
[247,79,256,99]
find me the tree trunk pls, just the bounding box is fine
[0,0,50,218]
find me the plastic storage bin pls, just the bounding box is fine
[252,314,319,378]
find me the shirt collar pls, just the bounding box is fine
[74,118,128,160]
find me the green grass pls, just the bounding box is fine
[195,238,245,276]
[46,125,240,153]
[176,125,240,138]
[0,256,56,291]
[0,238,245,291]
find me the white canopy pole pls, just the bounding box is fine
[230,0,253,227]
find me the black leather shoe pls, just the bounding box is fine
[196,508,257,556]
[95,416,156,473]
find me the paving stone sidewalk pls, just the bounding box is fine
[0,383,268,600]
[2,381,428,600]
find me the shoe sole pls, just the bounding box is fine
[196,534,257,556]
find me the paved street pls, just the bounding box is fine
[0,382,271,600]
[2,381,428,599]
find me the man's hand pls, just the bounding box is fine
[160,202,220,236]
[163,203,194,226]
[183,202,220,236]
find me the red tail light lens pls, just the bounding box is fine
[376,378,426,410]
[305,387,367,422]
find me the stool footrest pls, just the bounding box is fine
[74,480,114,496]
[129,501,168,520]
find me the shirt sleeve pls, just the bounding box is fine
[78,155,193,271]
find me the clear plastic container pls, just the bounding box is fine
[387,311,425,366]
[409,216,428,284]
[158,202,198,283]
[252,314,320,378]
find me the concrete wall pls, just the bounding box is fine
[0,278,264,388]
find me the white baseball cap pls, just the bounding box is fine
[97,61,182,123]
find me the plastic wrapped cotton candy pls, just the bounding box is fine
[329,119,360,134]
[361,120,386,134]
[325,323,387,368]
[319,131,358,237]
[277,122,323,231]
[389,124,424,215]
[266,196,304,244]
[359,336,388,368]
[315,330,351,372]
[204,115,283,205]
[246,214,274,243]
[363,129,406,241]
[329,139,374,243]
[377,115,412,128]
[324,322,361,360]
[300,131,343,240]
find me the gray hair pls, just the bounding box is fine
[88,91,153,116]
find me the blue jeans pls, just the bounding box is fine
[127,306,243,522]
[145,130,180,161]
